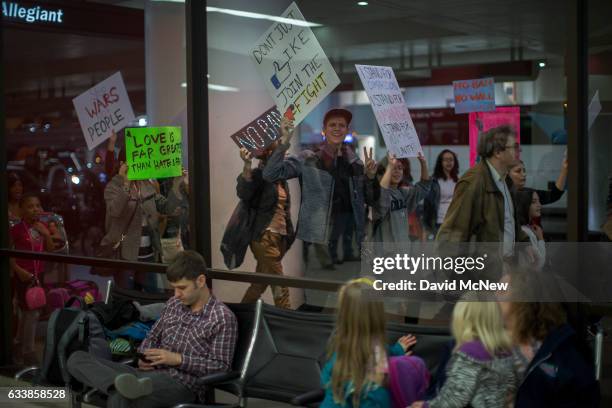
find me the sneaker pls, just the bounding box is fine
[114,374,153,400]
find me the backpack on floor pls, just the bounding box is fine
[37,297,111,387]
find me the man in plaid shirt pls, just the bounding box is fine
[68,251,238,407]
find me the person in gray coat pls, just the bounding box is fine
[262,108,378,307]
[101,158,169,290]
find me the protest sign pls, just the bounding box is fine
[125,127,182,180]
[72,72,135,150]
[230,106,283,154]
[250,2,340,126]
[468,106,520,166]
[453,77,495,114]
[356,64,422,158]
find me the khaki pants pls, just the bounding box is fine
[242,231,291,309]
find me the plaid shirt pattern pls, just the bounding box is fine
[138,295,237,400]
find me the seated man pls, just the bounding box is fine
[68,250,238,407]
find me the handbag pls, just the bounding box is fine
[25,277,47,310]
[220,200,258,269]
[160,228,184,263]
[92,201,139,276]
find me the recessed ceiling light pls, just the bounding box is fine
[357,1,369,5]
[538,61,546,68]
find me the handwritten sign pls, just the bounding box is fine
[72,72,135,150]
[453,77,495,114]
[230,106,282,154]
[250,2,340,126]
[468,107,520,166]
[356,64,422,158]
[125,127,182,180]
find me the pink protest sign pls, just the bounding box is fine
[468,106,520,166]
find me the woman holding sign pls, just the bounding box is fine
[228,132,295,309]
[100,149,171,290]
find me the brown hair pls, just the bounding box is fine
[510,302,566,343]
[477,125,516,159]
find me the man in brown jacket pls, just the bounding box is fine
[436,125,525,256]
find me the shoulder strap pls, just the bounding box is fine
[57,311,88,385]
[39,309,61,383]
[113,201,139,247]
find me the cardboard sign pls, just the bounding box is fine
[125,127,182,180]
[356,64,422,158]
[468,107,521,166]
[72,72,135,150]
[453,77,495,114]
[230,106,282,154]
[250,2,340,126]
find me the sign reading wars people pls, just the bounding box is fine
[125,127,182,180]
[453,77,495,114]
[356,64,423,158]
[250,2,340,126]
[230,106,283,154]
[72,72,135,150]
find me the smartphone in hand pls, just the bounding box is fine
[135,352,152,363]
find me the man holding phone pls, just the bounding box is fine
[67,251,238,407]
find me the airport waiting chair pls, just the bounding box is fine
[176,302,336,408]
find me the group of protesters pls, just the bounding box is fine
[227,107,579,310]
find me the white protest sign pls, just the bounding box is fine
[355,64,422,158]
[250,2,340,126]
[72,72,135,150]
[588,90,601,130]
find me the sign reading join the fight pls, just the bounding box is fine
[230,106,283,155]
[356,64,423,158]
[453,77,495,114]
[250,2,340,126]
[125,127,182,181]
[72,72,136,150]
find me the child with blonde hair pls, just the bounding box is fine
[321,279,423,408]
[411,294,517,408]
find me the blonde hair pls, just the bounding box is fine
[451,293,512,356]
[329,279,386,407]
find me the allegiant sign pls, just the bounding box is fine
[2,2,64,24]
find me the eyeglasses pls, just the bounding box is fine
[504,144,521,152]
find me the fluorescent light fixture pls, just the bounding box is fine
[206,6,321,27]
[208,83,240,92]
[357,1,369,5]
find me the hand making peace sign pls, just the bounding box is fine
[363,147,377,180]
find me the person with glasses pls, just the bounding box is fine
[437,125,528,259]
